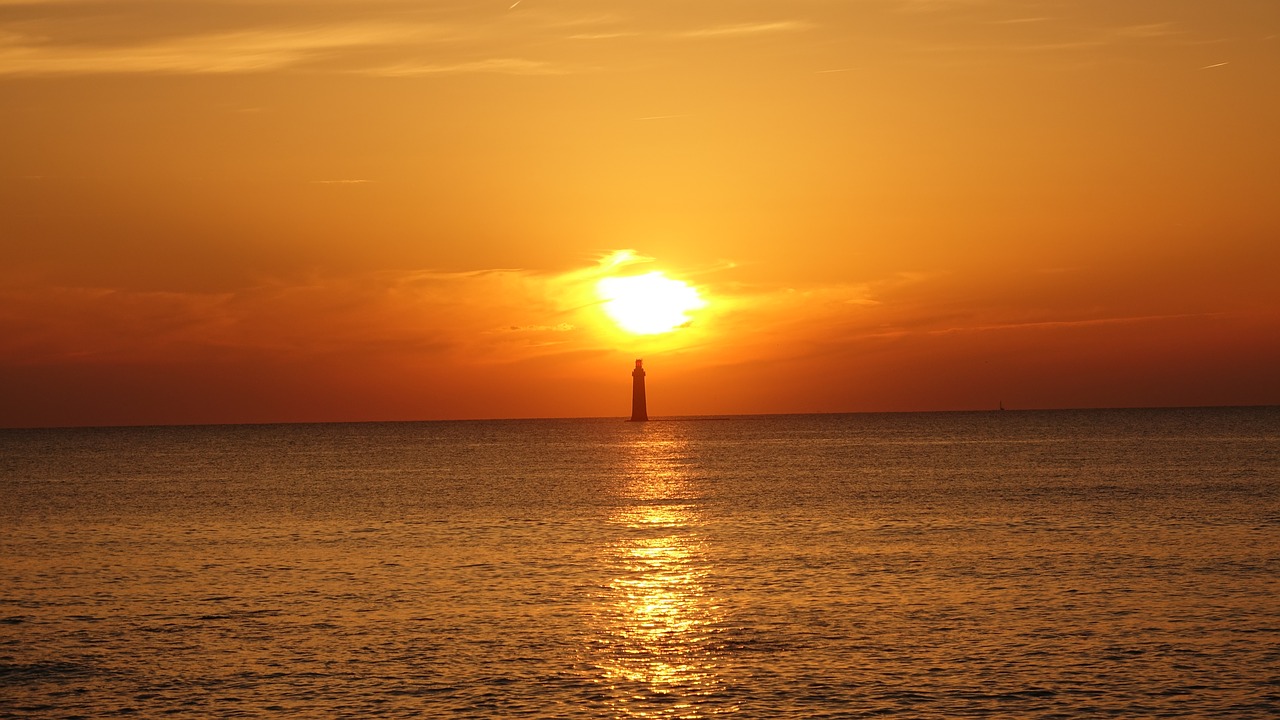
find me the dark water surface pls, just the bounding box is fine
[2,408,1278,718]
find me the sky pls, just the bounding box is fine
[2,0,1278,427]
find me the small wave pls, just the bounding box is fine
[0,660,95,683]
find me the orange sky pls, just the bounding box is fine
[2,0,1278,427]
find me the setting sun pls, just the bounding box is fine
[597,272,707,335]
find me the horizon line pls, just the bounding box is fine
[2,403,1276,432]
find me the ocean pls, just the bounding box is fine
[2,407,1277,718]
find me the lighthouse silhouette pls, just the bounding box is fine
[630,359,648,422]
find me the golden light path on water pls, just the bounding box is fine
[595,428,734,718]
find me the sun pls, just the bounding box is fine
[597,272,707,335]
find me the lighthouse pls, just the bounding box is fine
[630,359,648,422]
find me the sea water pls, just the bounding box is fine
[2,408,1277,718]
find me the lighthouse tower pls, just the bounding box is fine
[630,359,648,422]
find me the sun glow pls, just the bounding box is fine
[596,272,707,335]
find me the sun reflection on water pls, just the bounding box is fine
[594,429,735,718]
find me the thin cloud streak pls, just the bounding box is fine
[568,32,638,40]
[923,312,1229,337]
[366,57,571,77]
[0,24,431,75]
[909,19,1200,57]
[677,21,814,39]
[0,253,684,368]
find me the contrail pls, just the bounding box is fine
[1201,61,1229,69]
[510,0,521,8]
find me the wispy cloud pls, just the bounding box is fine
[915,19,1196,56]
[678,20,814,39]
[500,323,575,334]
[923,312,1227,337]
[0,24,431,75]
[988,17,1052,25]
[1109,22,1181,40]
[366,57,570,77]
[895,0,1007,13]
[0,252,691,367]
[568,32,638,41]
